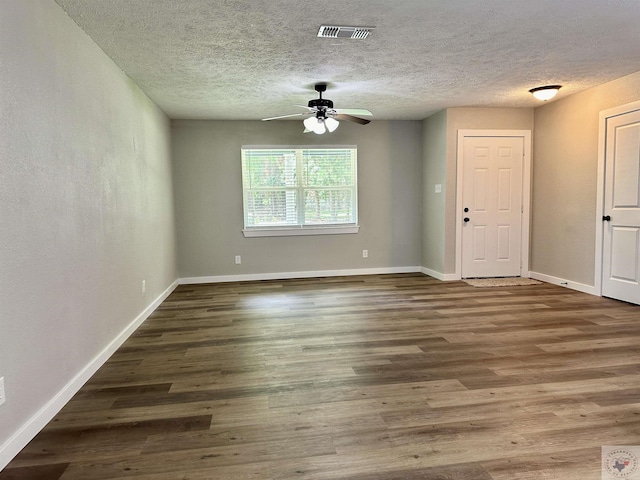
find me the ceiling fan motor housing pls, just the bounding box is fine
[309,83,333,113]
[308,98,334,110]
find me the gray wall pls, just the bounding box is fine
[422,110,448,272]
[420,107,534,276]
[0,1,177,462]
[532,71,640,285]
[172,120,423,278]
[444,108,535,274]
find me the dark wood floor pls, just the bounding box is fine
[3,274,640,479]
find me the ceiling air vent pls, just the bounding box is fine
[317,25,373,39]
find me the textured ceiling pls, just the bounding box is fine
[55,0,640,120]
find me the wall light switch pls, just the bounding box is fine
[434,184,442,193]
[235,255,241,265]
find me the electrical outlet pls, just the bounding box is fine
[235,255,241,265]
[0,377,5,406]
[141,280,146,294]
[434,184,442,193]
[363,249,368,258]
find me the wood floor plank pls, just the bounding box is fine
[0,463,70,480]
[1,273,639,479]
[482,446,600,480]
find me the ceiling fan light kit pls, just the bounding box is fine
[262,83,372,134]
[304,116,328,134]
[529,85,562,101]
[324,117,339,132]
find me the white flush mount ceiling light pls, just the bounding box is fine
[529,85,562,101]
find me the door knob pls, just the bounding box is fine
[464,207,469,213]
[464,217,470,223]
[603,215,611,221]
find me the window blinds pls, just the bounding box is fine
[241,147,357,229]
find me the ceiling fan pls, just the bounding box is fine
[261,84,373,134]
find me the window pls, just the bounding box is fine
[241,146,358,237]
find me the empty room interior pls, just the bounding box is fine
[3,1,640,479]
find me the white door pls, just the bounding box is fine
[461,136,524,278]
[602,109,640,304]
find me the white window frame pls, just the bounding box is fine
[241,145,359,237]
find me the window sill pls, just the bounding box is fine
[243,225,360,237]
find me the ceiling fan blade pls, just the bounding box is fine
[334,113,371,125]
[334,108,373,116]
[295,104,316,111]
[262,113,307,121]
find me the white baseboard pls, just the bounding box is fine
[529,271,598,296]
[0,279,178,471]
[419,267,459,282]
[179,266,422,284]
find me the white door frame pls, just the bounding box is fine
[455,130,532,279]
[594,100,640,295]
